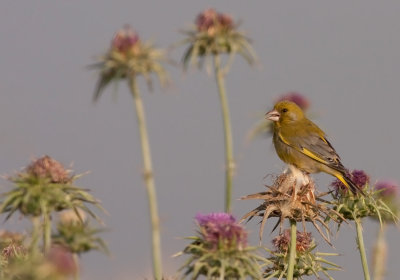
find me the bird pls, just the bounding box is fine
[265,100,363,195]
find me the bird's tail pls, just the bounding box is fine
[336,172,365,195]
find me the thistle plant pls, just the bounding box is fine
[91,25,169,280]
[330,170,398,280]
[176,212,263,279]
[0,156,101,255]
[52,209,108,280]
[241,172,346,280]
[0,231,27,278]
[3,245,77,280]
[263,230,340,279]
[371,181,399,280]
[180,9,257,212]
[241,173,344,244]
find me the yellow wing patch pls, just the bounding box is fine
[335,173,351,190]
[301,148,329,164]
[278,132,330,165]
[320,136,329,144]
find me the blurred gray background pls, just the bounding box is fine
[1,0,399,279]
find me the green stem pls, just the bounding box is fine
[73,253,80,280]
[129,76,162,280]
[373,223,387,280]
[355,217,371,280]
[43,212,52,254]
[213,54,234,213]
[30,216,41,256]
[287,220,297,280]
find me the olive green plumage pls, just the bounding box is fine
[266,100,362,194]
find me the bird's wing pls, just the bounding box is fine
[278,123,346,172]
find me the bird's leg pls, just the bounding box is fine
[287,165,309,200]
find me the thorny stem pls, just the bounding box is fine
[373,223,387,280]
[43,212,51,254]
[287,220,297,280]
[30,216,41,256]
[355,217,371,280]
[214,54,234,213]
[129,76,162,280]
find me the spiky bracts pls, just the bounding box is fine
[181,8,256,71]
[263,231,340,279]
[0,156,101,219]
[92,25,168,101]
[241,173,344,244]
[177,213,263,279]
[330,174,398,225]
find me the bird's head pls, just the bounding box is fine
[265,100,305,124]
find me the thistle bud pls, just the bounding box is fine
[272,229,312,253]
[59,209,87,225]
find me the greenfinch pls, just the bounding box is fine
[266,100,363,194]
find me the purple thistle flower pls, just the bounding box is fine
[331,169,369,194]
[195,212,247,250]
[195,9,234,33]
[217,13,234,29]
[276,92,310,110]
[195,8,218,32]
[26,155,71,183]
[352,170,370,188]
[111,25,139,54]
[375,181,398,198]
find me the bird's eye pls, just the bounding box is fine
[282,108,288,113]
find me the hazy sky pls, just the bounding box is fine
[1,1,400,279]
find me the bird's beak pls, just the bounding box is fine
[265,109,280,121]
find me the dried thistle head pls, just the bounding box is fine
[241,173,344,244]
[181,8,257,71]
[92,25,169,101]
[0,231,24,249]
[264,231,341,279]
[0,230,26,273]
[176,213,262,279]
[2,243,27,263]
